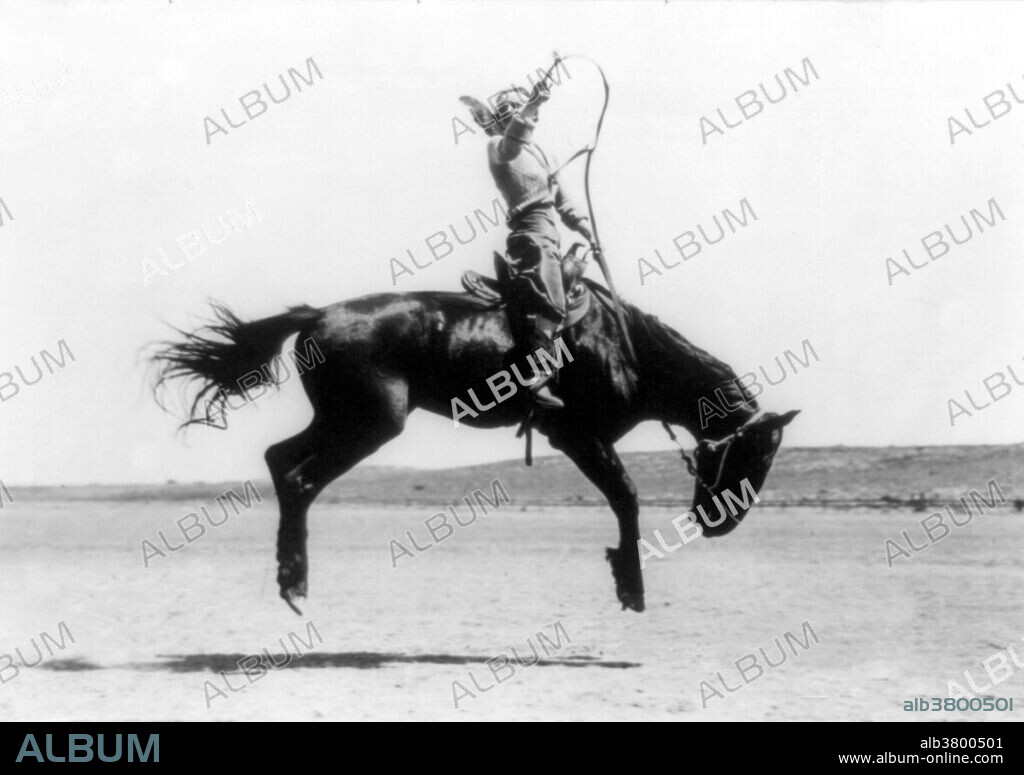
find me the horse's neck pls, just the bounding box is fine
[632,317,759,441]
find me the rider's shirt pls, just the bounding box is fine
[488,114,587,230]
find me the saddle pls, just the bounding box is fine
[460,242,592,328]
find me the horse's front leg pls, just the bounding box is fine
[605,495,644,612]
[549,433,645,612]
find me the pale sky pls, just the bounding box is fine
[1,0,1022,484]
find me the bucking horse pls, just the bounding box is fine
[150,272,797,614]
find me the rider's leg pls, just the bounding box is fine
[505,219,568,410]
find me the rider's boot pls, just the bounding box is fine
[523,315,565,410]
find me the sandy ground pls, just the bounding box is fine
[0,499,1022,721]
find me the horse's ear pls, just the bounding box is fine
[762,409,800,430]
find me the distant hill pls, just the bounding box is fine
[11,445,1024,510]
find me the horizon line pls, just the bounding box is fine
[5,441,1022,488]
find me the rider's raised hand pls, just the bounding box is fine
[530,80,552,106]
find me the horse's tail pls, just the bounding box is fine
[149,301,323,429]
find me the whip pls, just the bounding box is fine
[535,52,638,364]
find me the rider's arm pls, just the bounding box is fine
[554,180,594,242]
[495,84,548,162]
[495,113,538,162]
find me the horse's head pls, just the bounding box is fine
[690,409,799,537]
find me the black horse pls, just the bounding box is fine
[151,279,796,613]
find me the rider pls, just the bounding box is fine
[468,82,595,409]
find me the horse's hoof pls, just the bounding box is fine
[619,592,645,613]
[606,548,645,612]
[280,583,307,616]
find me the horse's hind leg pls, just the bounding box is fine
[548,433,644,612]
[265,378,408,614]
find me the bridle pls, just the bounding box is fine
[660,410,770,495]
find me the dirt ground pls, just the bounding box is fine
[1,499,1021,721]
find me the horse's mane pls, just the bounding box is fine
[581,277,690,356]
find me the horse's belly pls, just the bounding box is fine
[410,352,536,429]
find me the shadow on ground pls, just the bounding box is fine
[40,653,642,673]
